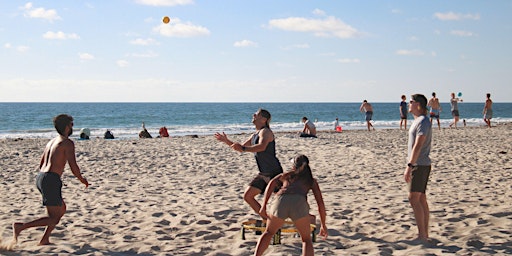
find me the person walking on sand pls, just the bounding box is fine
[483,93,493,128]
[215,109,283,220]
[254,154,327,256]
[427,92,442,130]
[359,100,375,131]
[404,94,432,243]
[12,114,90,246]
[399,95,408,130]
[449,92,463,128]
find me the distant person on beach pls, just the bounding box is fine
[359,100,375,131]
[399,95,408,130]
[79,128,90,140]
[483,93,493,128]
[404,94,432,243]
[298,116,317,138]
[427,92,442,130]
[214,109,283,220]
[254,154,328,256]
[104,130,115,139]
[449,93,463,128]
[159,127,170,138]
[334,117,339,131]
[12,114,90,246]
[139,122,152,138]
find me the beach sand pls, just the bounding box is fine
[1,124,511,255]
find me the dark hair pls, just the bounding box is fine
[432,92,436,97]
[487,93,491,98]
[283,154,314,188]
[412,94,428,113]
[302,116,308,121]
[258,109,271,128]
[53,114,73,136]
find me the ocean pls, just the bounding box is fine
[1,102,511,139]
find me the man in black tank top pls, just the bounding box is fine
[215,109,283,219]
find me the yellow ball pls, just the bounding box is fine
[163,16,170,24]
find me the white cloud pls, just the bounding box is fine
[312,9,326,16]
[282,44,310,50]
[153,19,210,38]
[117,60,129,67]
[233,40,258,48]
[408,36,419,41]
[135,0,194,6]
[130,38,159,46]
[450,30,477,37]
[268,16,361,39]
[43,31,80,40]
[433,12,480,21]
[4,43,11,48]
[17,45,30,53]
[337,58,360,63]
[79,52,94,60]
[396,49,424,56]
[22,2,61,22]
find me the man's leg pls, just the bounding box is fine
[244,186,263,217]
[409,192,429,241]
[13,202,66,245]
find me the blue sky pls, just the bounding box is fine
[1,1,511,102]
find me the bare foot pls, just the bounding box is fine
[12,222,23,243]
[38,240,52,246]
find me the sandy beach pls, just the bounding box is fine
[1,124,511,255]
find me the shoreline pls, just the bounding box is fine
[1,124,511,255]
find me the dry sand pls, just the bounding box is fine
[1,124,511,255]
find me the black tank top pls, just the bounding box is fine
[251,129,283,176]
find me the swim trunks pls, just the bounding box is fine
[484,109,493,119]
[270,194,310,221]
[365,111,373,121]
[249,173,282,194]
[36,172,63,206]
[430,109,440,118]
[451,110,459,117]
[410,165,431,193]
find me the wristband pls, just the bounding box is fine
[407,163,416,168]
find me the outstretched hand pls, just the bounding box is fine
[214,132,228,143]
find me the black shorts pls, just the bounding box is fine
[36,172,63,206]
[410,165,431,193]
[451,110,460,117]
[249,173,281,194]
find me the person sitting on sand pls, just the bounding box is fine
[298,117,317,138]
[139,122,152,138]
[214,109,283,220]
[12,114,90,246]
[254,154,328,256]
[159,126,170,138]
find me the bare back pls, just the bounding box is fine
[40,136,79,177]
[428,97,440,110]
[485,99,493,110]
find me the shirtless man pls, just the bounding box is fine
[298,116,317,138]
[13,114,89,245]
[359,100,375,131]
[483,93,493,128]
[427,92,442,130]
[215,109,283,219]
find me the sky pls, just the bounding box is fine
[1,0,511,102]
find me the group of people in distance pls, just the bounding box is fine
[400,92,493,131]
[15,90,494,254]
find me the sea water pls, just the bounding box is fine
[1,102,511,139]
